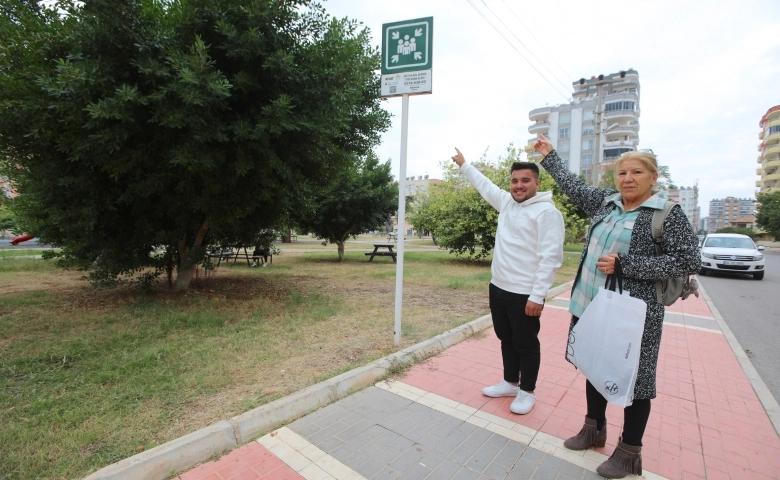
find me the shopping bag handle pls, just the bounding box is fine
[604,257,624,293]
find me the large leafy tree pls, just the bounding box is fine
[756,190,780,240]
[293,154,397,261]
[0,0,389,290]
[408,145,587,259]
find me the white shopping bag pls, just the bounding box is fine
[566,267,646,407]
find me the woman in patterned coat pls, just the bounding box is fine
[533,134,700,479]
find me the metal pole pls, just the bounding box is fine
[394,94,409,346]
[593,83,603,187]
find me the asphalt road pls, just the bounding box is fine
[698,250,780,404]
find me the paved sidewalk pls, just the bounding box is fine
[177,287,780,480]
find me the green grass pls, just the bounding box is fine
[0,249,56,258]
[0,250,578,479]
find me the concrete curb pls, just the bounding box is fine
[698,281,780,437]
[82,310,500,479]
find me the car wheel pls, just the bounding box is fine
[753,271,764,280]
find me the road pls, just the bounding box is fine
[698,250,780,404]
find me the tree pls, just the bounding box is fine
[715,227,759,239]
[0,0,389,290]
[293,154,397,261]
[408,144,588,259]
[756,190,780,240]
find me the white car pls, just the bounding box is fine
[699,233,766,280]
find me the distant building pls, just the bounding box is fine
[527,69,640,185]
[757,105,780,194]
[707,197,756,233]
[393,176,442,236]
[0,176,15,198]
[667,186,699,228]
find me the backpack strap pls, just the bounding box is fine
[652,201,676,303]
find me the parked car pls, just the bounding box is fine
[699,233,765,280]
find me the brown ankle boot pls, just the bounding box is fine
[563,417,607,450]
[596,437,642,479]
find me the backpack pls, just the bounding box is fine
[651,201,699,306]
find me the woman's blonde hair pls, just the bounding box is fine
[614,151,660,192]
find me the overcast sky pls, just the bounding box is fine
[322,0,780,213]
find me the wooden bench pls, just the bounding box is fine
[365,242,397,262]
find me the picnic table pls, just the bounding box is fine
[365,242,397,262]
[387,232,398,242]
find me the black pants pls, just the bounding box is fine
[488,283,541,392]
[586,380,651,446]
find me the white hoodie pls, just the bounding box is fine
[460,162,565,304]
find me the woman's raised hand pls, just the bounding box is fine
[534,134,553,157]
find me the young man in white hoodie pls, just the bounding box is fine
[451,148,565,414]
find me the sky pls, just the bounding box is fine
[321,0,780,216]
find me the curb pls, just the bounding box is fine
[698,281,780,437]
[83,312,496,479]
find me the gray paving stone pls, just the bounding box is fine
[371,465,401,480]
[558,461,585,479]
[428,458,463,480]
[457,422,478,435]
[398,462,432,480]
[433,429,468,455]
[405,420,440,442]
[418,432,444,449]
[453,467,481,480]
[418,450,447,471]
[388,435,414,452]
[466,443,500,473]
[340,449,372,470]
[449,445,475,464]
[357,453,399,479]
[483,460,512,480]
[493,442,526,467]
[389,444,428,473]
[520,446,546,464]
[336,418,376,441]
[316,435,345,453]
[581,470,603,480]
[461,428,494,452]
[307,420,350,444]
[532,455,563,479]
[506,457,538,479]
[486,433,509,450]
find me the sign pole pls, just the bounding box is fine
[394,93,410,346]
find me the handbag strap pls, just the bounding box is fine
[604,257,624,294]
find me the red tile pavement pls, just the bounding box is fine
[178,442,303,480]
[401,295,780,480]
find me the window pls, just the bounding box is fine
[605,101,635,112]
[604,147,632,159]
[559,113,571,124]
[558,141,570,153]
[581,153,593,165]
[581,168,592,182]
[769,125,780,135]
[559,127,570,139]
[582,139,594,151]
[560,156,569,168]
[583,110,594,121]
[582,126,594,136]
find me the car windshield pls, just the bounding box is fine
[704,237,755,249]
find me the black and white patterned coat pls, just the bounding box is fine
[541,150,700,399]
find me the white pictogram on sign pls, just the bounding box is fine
[390,28,423,64]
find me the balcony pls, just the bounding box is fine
[603,140,635,148]
[765,144,780,156]
[759,130,765,140]
[605,109,637,120]
[603,91,639,104]
[528,121,550,134]
[757,168,763,175]
[764,172,780,182]
[757,180,762,187]
[604,126,636,136]
[765,131,780,145]
[758,155,763,163]
[763,158,780,171]
[529,107,552,121]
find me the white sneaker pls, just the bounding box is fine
[510,390,536,415]
[482,380,520,398]
[261,263,267,268]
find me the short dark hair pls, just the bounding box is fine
[511,161,539,179]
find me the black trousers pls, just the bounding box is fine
[488,283,541,392]
[585,380,651,446]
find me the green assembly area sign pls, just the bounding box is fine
[381,17,433,75]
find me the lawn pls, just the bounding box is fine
[0,247,579,479]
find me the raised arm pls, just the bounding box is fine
[452,147,508,211]
[534,135,616,216]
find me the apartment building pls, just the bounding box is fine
[707,197,756,233]
[757,105,780,194]
[527,69,640,185]
[667,185,699,228]
[393,176,442,236]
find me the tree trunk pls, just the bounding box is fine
[282,228,292,243]
[175,220,210,291]
[337,241,345,261]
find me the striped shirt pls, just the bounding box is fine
[569,192,667,317]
